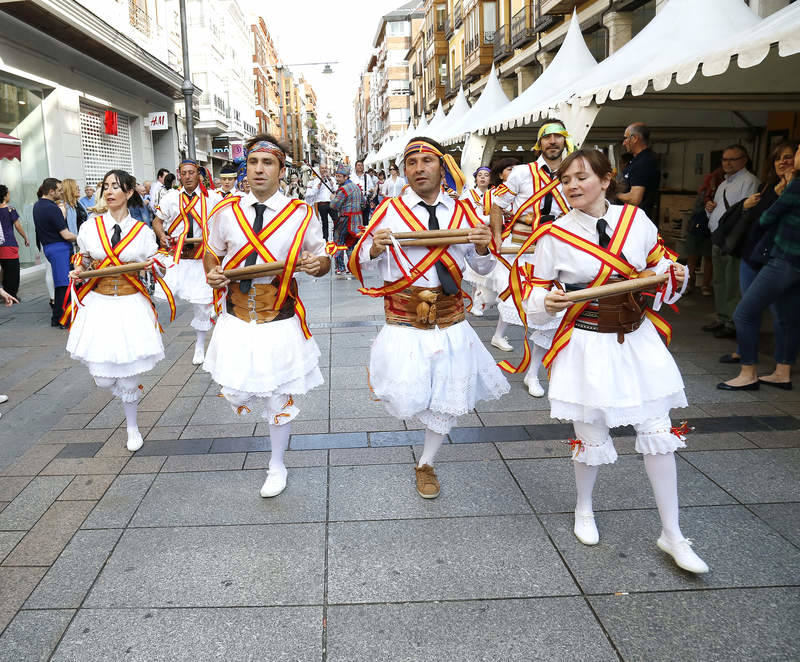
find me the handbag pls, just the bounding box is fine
[711,199,749,256]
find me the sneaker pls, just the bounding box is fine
[126,428,144,452]
[491,335,513,352]
[574,511,599,545]
[415,464,440,499]
[524,373,545,397]
[192,345,205,365]
[656,535,709,574]
[470,305,484,317]
[260,466,288,498]
[0,395,8,404]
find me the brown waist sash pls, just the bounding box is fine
[226,278,297,324]
[384,284,465,330]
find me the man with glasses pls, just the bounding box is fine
[618,122,660,220]
[703,144,759,339]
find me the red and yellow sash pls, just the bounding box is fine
[168,191,208,263]
[61,217,175,329]
[500,164,569,241]
[211,197,314,338]
[348,197,482,298]
[468,189,492,217]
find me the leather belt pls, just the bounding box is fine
[384,284,465,330]
[226,279,296,324]
[572,278,646,344]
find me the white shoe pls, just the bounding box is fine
[470,306,484,317]
[0,394,8,404]
[491,335,513,352]
[524,374,545,397]
[657,535,709,574]
[574,511,599,545]
[192,345,205,365]
[260,466,288,498]
[126,428,144,452]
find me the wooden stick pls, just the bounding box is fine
[391,229,470,240]
[396,237,472,247]
[223,261,286,281]
[500,246,535,254]
[182,238,204,245]
[564,274,668,303]
[78,262,150,279]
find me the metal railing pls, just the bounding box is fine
[453,0,463,27]
[453,65,461,89]
[493,25,512,61]
[511,5,536,48]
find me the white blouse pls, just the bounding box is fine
[77,213,159,263]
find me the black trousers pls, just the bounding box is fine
[0,257,20,298]
[52,285,67,326]
[317,202,333,241]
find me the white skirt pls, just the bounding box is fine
[549,318,688,428]
[203,312,324,396]
[153,256,213,305]
[369,321,510,426]
[66,291,164,378]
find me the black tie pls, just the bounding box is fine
[111,224,121,248]
[240,203,266,294]
[541,164,554,218]
[420,202,459,295]
[597,218,627,263]
[185,192,196,238]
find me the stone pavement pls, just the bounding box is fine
[0,271,798,661]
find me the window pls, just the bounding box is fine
[584,30,606,62]
[483,1,497,33]
[387,49,407,65]
[390,108,410,123]
[631,0,656,37]
[387,20,410,36]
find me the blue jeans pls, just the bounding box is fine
[733,252,800,366]
[334,221,350,272]
[736,261,779,360]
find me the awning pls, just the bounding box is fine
[0,132,21,161]
[442,64,510,144]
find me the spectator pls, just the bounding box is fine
[33,177,76,328]
[685,167,724,296]
[149,168,169,215]
[351,160,377,226]
[618,122,660,219]
[719,144,800,391]
[129,182,154,226]
[373,170,387,208]
[615,152,633,195]
[703,144,760,339]
[155,173,175,212]
[0,184,30,299]
[382,164,406,198]
[61,178,87,235]
[306,164,336,241]
[78,184,95,211]
[285,173,304,200]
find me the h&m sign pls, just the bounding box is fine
[147,112,169,131]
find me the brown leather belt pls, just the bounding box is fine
[226,278,296,324]
[510,212,555,245]
[89,260,141,296]
[573,281,646,344]
[384,284,465,330]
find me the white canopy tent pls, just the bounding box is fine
[478,11,597,135]
[425,100,448,140]
[442,64,511,145]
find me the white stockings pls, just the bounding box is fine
[418,429,445,467]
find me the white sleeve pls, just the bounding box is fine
[207,210,228,259]
[302,209,326,257]
[465,246,495,275]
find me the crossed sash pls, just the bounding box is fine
[168,192,208,263]
[468,189,492,217]
[60,217,175,329]
[501,163,570,240]
[208,196,314,338]
[348,196,482,298]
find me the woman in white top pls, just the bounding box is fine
[381,164,406,198]
[67,170,164,452]
[528,149,708,574]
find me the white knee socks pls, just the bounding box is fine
[418,429,445,467]
[643,452,683,543]
[526,345,546,383]
[573,460,599,515]
[494,320,508,339]
[268,422,291,471]
[123,400,138,432]
[195,330,207,350]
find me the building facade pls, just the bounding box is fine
[251,17,283,138]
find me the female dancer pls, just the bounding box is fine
[66,170,165,452]
[527,149,708,574]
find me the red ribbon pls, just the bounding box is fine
[670,421,693,438]
[566,438,584,454]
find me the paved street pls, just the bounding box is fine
[0,271,798,661]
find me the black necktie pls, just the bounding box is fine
[597,218,627,263]
[240,203,266,294]
[111,224,121,248]
[541,164,554,217]
[185,192,196,238]
[420,202,459,295]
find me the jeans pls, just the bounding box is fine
[334,220,349,272]
[737,260,778,360]
[733,252,800,366]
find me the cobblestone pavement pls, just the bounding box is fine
[0,271,798,661]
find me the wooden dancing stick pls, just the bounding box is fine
[77,262,150,279]
[500,246,535,254]
[390,229,471,240]
[223,261,286,281]
[396,237,472,247]
[182,237,204,245]
[564,274,668,303]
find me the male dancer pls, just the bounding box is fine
[350,137,509,499]
[204,134,328,498]
[490,119,573,396]
[153,160,221,364]
[218,163,239,198]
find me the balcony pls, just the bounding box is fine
[412,62,422,78]
[511,6,536,49]
[444,14,454,39]
[464,30,494,81]
[539,0,581,14]
[493,25,512,62]
[453,65,461,90]
[453,0,463,27]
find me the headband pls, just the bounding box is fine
[535,123,575,154]
[473,166,491,178]
[247,140,285,164]
[404,140,466,196]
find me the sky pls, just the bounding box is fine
[243,0,407,160]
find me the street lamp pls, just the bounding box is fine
[178,0,195,159]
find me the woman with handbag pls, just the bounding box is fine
[718,142,796,365]
[719,144,800,391]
